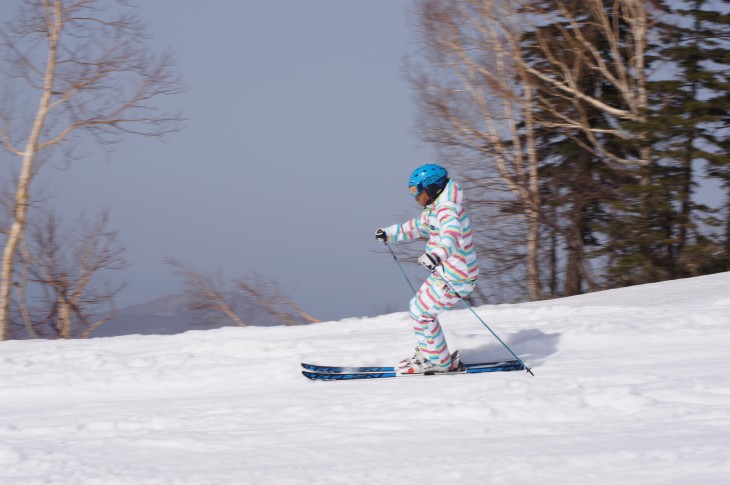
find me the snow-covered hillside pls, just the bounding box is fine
[1,272,729,484]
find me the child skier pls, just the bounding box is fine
[375,164,479,374]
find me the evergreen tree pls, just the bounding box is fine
[590,0,730,286]
[648,0,730,276]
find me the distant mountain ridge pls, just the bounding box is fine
[91,293,293,338]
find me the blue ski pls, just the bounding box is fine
[301,363,394,374]
[301,360,524,381]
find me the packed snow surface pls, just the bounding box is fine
[1,272,729,484]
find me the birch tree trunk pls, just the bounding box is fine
[0,2,62,340]
[57,300,72,340]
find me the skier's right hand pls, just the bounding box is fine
[375,228,387,243]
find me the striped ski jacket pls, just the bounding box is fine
[385,179,479,285]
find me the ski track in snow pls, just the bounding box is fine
[1,272,729,484]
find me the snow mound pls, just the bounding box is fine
[1,272,729,484]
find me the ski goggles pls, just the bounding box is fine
[409,185,423,198]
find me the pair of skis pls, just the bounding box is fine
[301,359,525,381]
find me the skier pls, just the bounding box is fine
[375,164,479,374]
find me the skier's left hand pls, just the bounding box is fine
[418,253,440,270]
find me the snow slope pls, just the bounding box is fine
[1,272,729,484]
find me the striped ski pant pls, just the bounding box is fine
[409,273,475,367]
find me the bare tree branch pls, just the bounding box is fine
[236,273,321,326]
[168,260,321,328]
[166,258,247,328]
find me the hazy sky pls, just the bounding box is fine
[8,1,724,324]
[20,1,435,321]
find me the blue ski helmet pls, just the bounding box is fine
[408,164,448,200]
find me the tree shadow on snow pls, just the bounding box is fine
[460,329,560,368]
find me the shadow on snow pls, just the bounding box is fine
[460,329,560,369]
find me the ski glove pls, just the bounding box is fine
[375,228,387,243]
[418,253,440,270]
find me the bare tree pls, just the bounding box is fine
[167,258,248,328]
[236,273,321,326]
[24,209,127,338]
[0,0,183,339]
[168,259,321,328]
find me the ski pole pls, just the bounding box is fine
[384,242,417,294]
[435,269,534,376]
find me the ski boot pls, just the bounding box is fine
[397,348,462,375]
